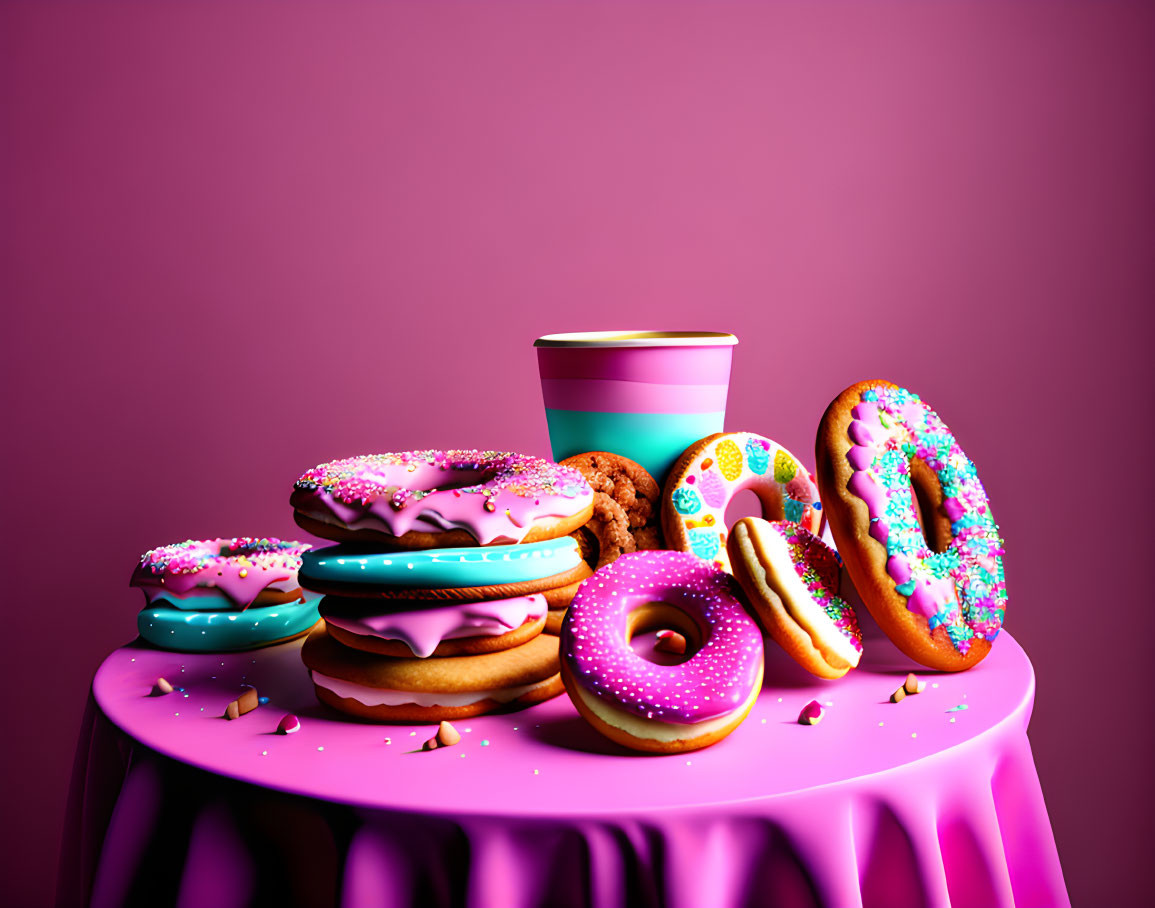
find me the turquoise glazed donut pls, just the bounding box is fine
[137,594,321,653]
[299,535,586,596]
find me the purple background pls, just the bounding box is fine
[2,2,1152,904]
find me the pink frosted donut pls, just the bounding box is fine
[291,450,595,548]
[130,537,310,610]
[560,550,764,754]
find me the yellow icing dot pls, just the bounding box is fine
[716,439,743,481]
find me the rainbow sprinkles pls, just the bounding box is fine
[846,385,1006,653]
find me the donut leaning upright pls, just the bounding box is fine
[815,380,1007,671]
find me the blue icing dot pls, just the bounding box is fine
[783,498,804,523]
[895,580,916,596]
[688,528,720,560]
[745,438,770,475]
[672,486,702,515]
[862,389,879,402]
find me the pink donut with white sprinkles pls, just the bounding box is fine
[559,550,764,754]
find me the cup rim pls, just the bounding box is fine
[534,331,738,348]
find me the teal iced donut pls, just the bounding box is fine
[137,594,321,652]
[299,535,585,594]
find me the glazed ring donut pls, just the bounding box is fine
[727,518,862,679]
[130,537,311,609]
[291,450,594,547]
[663,432,822,573]
[559,550,763,754]
[319,594,547,658]
[298,536,593,600]
[815,380,1007,671]
[138,600,321,653]
[560,451,663,569]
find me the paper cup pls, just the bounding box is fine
[534,331,738,482]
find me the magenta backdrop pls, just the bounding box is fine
[3,2,1153,905]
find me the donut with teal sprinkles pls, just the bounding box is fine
[817,379,1007,671]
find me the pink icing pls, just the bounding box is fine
[560,550,763,725]
[130,538,308,611]
[845,386,1007,653]
[539,378,729,414]
[292,451,593,545]
[319,595,547,658]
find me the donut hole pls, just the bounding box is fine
[724,488,768,531]
[909,458,952,555]
[426,467,499,492]
[626,602,702,667]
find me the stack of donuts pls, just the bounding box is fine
[289,450,597,722]
[131,537,321,653]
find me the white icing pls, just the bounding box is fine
[310,672,556,708]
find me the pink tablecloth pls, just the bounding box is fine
[59,621,1068,908]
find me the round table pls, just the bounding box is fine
[60,620,1068,908]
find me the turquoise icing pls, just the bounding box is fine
[544,409,723,483]
[299,535,582,590]
[688,528,720,560]
[672,486,702,515]
[783,498,804,523]
[137,595,320,653]
[745,437,770,475]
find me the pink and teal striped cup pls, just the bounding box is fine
[534,331,738,482]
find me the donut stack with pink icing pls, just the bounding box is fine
[292,450,598,723]
[131,537,322,653]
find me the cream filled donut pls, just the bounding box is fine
[291,450,594,547]
[560,550,763,754]
[727,518,863,680]
[319,594,547,658]
[662,433,822,573]
[816,380,1007,671]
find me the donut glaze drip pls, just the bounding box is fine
[131,538,309,610]
[846,386,1007,653]
[561,550,763,724]
[766,521,862,653]
[320,594,547,658]
[293,451,593,545]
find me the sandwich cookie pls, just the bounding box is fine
[301,624,563,722]
[319,594,547,658]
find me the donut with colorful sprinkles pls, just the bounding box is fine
[662,432,822,573]
[130,537,311,610]
[130,537,320,652]
[816,380,1007,671]
[728,518,862,679]
[559,550,764,754]
[291,450,594,548]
